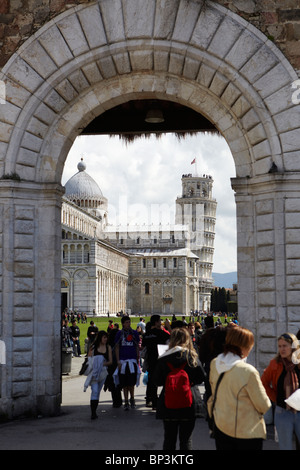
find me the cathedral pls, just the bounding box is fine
[61,159,217,316]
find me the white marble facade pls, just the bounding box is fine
[0,0,300,418]
[61,162,216,316]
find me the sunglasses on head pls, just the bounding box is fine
[278,333,293,343]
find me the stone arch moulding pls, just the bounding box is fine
[1,0,300,418]
[1,0,300,181]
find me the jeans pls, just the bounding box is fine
[163,419,195,450]
[90,378,106,401]
[275,405,300,450]
[72,339,81,356]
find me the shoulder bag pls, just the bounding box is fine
[208,372,224,438]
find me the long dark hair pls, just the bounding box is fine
[92,330,108,349]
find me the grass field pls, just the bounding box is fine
[72,315,168,352]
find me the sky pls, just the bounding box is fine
[62,132,237,274]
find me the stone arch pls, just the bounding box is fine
[1,1,299,182]
[1,0,300,418]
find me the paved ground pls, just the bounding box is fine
[0,356,279,453]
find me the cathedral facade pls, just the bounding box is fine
[61,160,217,316]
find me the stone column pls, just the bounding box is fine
[232,173,300,371]
[0,180,64,419]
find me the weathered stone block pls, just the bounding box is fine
[287,290,300,306]
[153,51,169,72]
[154,0,179,39]
[280,129,300,153]
[15,220,34,235]
[172,0,200,42]
[113,52,131,75]
[68,69,90,93]
[77,4,107,49]
[13,321,33,337]
[257,245,274,261]
[130,50,153,71]
[256,260,275,276]
[97,56,117,78]
[14,234,34,249]
[100,0,125,43]
[258,290,276,306]
[23,40,57,78]
[57,14,89,57]
[12,381,31,398]
[256,230,274,246]
[209,72,229,97]
[13,351,32,367]
[183,57,200,80]
[14,290,34,305]
[14,277,34,292]
[13,337,32,352]
[13,307,33,321]
[257,276,276,291]
[240,44,278,83]
[287,259,300,275]
[209,13,243,58]
[256,213,274,231]
[191,6,223,49]
[286,228,300,244]
[258,321,277,338]
[123,0,155,38]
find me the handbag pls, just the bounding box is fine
[208,372,225,438]
[191,385,207,419]
[79,357,89,375]
[143,370,148,385]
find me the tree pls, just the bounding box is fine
[210,287,228,313]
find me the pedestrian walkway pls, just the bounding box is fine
[0,357,278,452]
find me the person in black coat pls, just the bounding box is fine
[153,328,206,450]
[142,315,170,409]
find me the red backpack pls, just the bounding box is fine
[164,362,193,409]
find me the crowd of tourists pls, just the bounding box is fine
[62,312,300,451]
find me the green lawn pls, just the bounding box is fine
[74,316,161,351]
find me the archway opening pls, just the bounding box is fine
[81,99,218,138]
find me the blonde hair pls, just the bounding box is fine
[276,333,300,363]
[168,328,198,367]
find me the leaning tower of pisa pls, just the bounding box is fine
[175,172,217,311]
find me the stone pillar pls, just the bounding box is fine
[0,180,64,419]
[232,173,300,371]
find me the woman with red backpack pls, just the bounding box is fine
[153,328,206,450]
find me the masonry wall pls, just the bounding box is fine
[1,0,300,72]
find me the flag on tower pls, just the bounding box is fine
[191,158,196,164]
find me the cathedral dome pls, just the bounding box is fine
[64,159,108,219]
[64,158,104,200]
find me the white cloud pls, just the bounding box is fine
[63,133,237,273]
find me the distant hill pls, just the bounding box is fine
[212,272,237,289]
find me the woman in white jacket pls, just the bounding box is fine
[208,326,271,450]
[85,330,112,419]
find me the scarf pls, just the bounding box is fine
[282,358,299,409]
